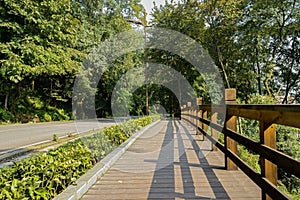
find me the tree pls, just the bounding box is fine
[0,0,145,121]
[239,0,300,100]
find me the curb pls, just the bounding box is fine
[53,119,161,200]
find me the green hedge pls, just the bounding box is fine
[0,115,159,199]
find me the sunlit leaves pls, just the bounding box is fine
[0,116,158,199]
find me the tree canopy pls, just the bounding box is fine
[0,0,299,116]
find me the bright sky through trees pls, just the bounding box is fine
[141,0,179,20]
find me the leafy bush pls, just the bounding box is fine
[80,132,114,162]
[277,125,300,197]
[102,125,127,146]
[0,108,14,122]
[0,142,93,199]
[53,134,59,142]
[0,115,159,199]
[103,116,159,146]
[13,95,71,123]
[43,113,52,122]
[37,107,70,122]
[237,146,260,173]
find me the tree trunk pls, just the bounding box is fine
[264,73,273,97]
[255,47,262,95]
[32,79,35,91]
[4,93,8,110]
[216,45,230,88]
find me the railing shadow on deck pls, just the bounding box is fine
[147,120,229,199]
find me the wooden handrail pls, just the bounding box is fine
[197,104,300,128]
[181,113,294,200]
[181,89,300,200]
[186,114,300,178]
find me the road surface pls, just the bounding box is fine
[0,119,117,154]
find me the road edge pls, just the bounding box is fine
[53,119,161,200]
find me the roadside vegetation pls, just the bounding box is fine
[0,116,159,199]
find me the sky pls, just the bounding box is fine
[141,0,163,14]
[141,0,179,20]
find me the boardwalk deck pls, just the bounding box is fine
[81,120,261,200]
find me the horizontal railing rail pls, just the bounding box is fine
[198,104,300,129]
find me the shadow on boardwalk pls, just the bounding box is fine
[148,120,230,199]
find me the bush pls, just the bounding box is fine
[0,143,93,199]
[103,116,159,146]
[277,125,300,197]
[13,95,71,123]
[43,113,52,122]
[0,108,14,122]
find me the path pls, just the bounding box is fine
[81,120,261,199]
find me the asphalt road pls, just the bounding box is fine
[0,119,117,154]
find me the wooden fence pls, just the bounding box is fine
[181,89,300,200]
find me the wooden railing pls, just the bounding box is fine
[181,89,300,200]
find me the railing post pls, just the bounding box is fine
[203,109,208,141]
[193,107,197,129]
[182,104,186,121]
[187,102,191,125]
[196,98,202,136]
[225,89,238,170]
[211,111,218,151]
[260,122,277,200]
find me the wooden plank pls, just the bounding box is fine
[225,88,236,101]
[225,115,238,170]
[196,98,202,106]
[198,104,300,128]
[203,110,208,133]
[193,108,197,130]
[81,120,261,200]
[197,108,202,136]
[197,126,225,153]
[226,149,289,200]
[199,104,300,113]
[225,89,237,170]
[211,112,218,151]
[196,98,203,136]
[188,102,192,125]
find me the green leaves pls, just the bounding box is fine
[0,116,158,199]
[103,116,159,146]
[152,0,300,102]
[0,0,146,121]
[0,143,93,199]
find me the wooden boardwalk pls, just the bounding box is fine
[81,120,261,200]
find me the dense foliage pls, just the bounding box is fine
[151,0,300,104]
[0,0,145,122]
[0,115,159,199]
[2,0,297,120]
